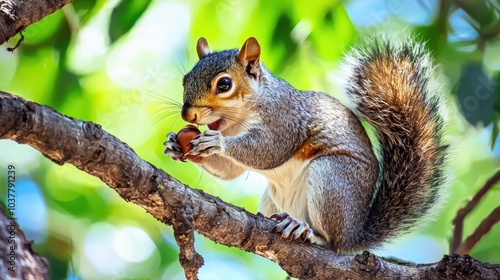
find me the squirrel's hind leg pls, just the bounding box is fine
[306,154,377,251]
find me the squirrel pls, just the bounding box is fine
[163,35,449,252]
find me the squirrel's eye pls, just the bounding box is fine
[216,77,232,93]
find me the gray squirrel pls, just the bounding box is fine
[163,36,449,252]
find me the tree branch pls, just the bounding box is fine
[0,0,74,46]
[450,170,500,254]
[0,207,49,279]
[1,91,500,279]
[455,205,500,255]
[166,190,204,279]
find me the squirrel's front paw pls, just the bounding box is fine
[187,130,225,157]
[163,132,185,162]
[271,212,316,243]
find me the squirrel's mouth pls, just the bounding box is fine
[208,118,223,130]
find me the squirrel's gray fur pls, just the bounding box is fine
[164,36,449,252]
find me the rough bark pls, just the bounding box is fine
[0,0,73,45]
[0,207,49,279]
[1,92,500,279]
[0,1,498,279]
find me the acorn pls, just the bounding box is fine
[177,125,201,155]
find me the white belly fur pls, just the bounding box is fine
[256,158,310,222]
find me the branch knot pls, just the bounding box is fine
[355,251,380,272]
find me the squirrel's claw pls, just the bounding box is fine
[271,212,316,244]
[187,129,225,157]
[163,132,185,161]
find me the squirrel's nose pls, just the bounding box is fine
[181,103,197,123]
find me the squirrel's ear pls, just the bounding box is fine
[237,37,261,79]
[196,37,210,59]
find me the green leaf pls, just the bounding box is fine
[489,72,500,149]
[456,63,496,125]
[72,0,108,24]
[109,0,152,43]
[50,19,82,111]
[490,111,499,149]
[270,12,298,73]
[309,4,355,61]
[22,9,64,46]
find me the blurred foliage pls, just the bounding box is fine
[0,0,499,279]
[109,0,152,42]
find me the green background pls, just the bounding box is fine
[0,0,499,279]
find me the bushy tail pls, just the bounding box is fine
[343,38,449,248]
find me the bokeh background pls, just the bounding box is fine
[1,0,499,279]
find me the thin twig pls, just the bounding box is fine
[436,0,450,41]
[62,4,80,34]
[6,31,24,52]
[450,170,500,254]
[455,205,500,255]
[481,19,500,41]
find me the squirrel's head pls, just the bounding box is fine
[181,37,261,133]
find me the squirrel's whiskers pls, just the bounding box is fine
[162,35,450,252]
